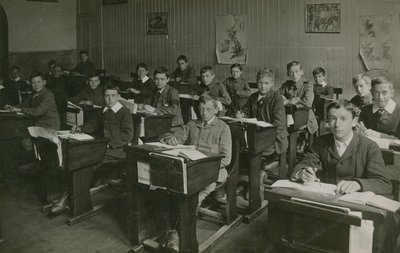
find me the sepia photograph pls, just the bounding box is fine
[0,0,400,253]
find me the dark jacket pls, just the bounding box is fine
[242,90,288,154]
[129,77,156,105]
[152,84,184,128]
[350,93,373,109]
[72,61,96,76]
[223,77,251,115]
[20,88,60,130]
[171,66,197,84]
[291,132,392,195]
[69,86,104,107]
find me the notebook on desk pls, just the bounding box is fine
[339,191,400,212]
[271,179,337,196]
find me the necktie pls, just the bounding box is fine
[153,92,161,107]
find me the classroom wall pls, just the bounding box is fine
[91,0,400,100]
[0,0,77,77]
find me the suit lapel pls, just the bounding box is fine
[339,132,359,162]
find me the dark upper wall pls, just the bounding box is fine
[92,0,400,100]
[0,0,77,78]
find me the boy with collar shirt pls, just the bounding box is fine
[312,67,333,98]
[72,50,96,77]
[127,62,155,105]
[144,67,184,132]
[69,71,105,107]
[6,66,31,105]
[292,99,391,195]
[359,76,400,139]
[350,74,373,109]
[171,55,197,85]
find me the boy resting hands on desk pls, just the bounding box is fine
[291,99,392,195]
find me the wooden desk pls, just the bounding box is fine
[0,112,34,183]
[125,144,223,253]
[131,113,174,144]
[285,104,309,174]
[265,188,393,253]
[221,119,277,222]
[34,137,108,225]
[171,81,199,124]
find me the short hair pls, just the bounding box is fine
[327,99,358,119]
[230,64,242,71]
[10,66,21,72]
[200,66,214,75]
[86,70,100,79]
[371,76,394,91]
[154,66,169,78]
[198,93,219,109]
[103,80,120,94]
[48,60,57,67]
[177,55,188,63]
[352,74,371,86]
[286,61,301,72]
[256,67,275,83]
[136,62,148,72]
[312,67,326,76]
[30,71,45,81]
[79,50,89,56]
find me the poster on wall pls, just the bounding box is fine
[147,12,168,35]
[305,3,340,33]
[216,15,247,64]
[359,15,394,70]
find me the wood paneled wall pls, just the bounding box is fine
[83,0,400,100]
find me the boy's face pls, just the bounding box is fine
[177,60,188,71]
[199,100,218,122]
[257,76,274,95]
[104,89,120,108]
[287,65,303,82]
[87,76,100,90]
[54,66,63,78]
[31,76,46,93]
[154,73,169,90]
[80,53,89,62]
[328,106,357,142]
[354,79,371,97]
[230,67,242,79]
[373,83,394,108]
[10,69,20,79]
[201,71,215,85]
[314,73,325,85]
[137,67,148,79]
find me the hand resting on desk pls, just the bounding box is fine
[160,135,179,146]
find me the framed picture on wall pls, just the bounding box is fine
[102,0,127,4]
[147,12,168,35]
[305,3,340,33]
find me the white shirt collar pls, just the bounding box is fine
[158,87,165,94]
[14,77,21,81]
[372,99,396,114]
[258,93,266,101]
[141,76,149,83]
[319,80,327,87]
[206,116,216,125]
[103,101,123,113]
[334,131,353,157]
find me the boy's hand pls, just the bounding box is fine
[336,180,361,194]
[235,111,244,119]
[144,104,156,113]
[216,101,223,111]
[3,104,12,110]
[128,88,140,94]
[192,95,200,100]
[356,121,367,134]
[79,100,93,106]
[71,125,81,133]
[161,136,178,146]
[11,107,21,113]
[299,167,318,183]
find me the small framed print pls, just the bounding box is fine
[305,3,340,33]
[147,12,168,35]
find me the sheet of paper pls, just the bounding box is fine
[137,161,150,185]
[146,142,195,150]
[271,179,337,195]
[349,216,374,253]
[178,149,207,161]
[367,137,390,149]
[58,133,94,141]
[339,191,376,205]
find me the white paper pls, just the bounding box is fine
[137,161,150,185]
[271,179,337,195]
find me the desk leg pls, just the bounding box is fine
[288,131,298,175]
[248,154,262,214]
[67,166,104,225]
[179,194,199,253]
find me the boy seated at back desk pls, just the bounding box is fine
[159,94,232,252]
[69,71,104,107]
[291,99,392,195]
[358,76,400,140]
[50,82,134,214]
[142,66,184,133]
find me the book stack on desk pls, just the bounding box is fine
[339,191,400,212]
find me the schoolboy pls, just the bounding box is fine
[312,67,333,98]
[144,67,184,132]
[359,76,400,139]
[159,94,232,252]
[6,66,31,104]
[69,71,104,107]
[127,62,155,105]
[223,63,252,116]
[292,99,392,195]
[171,55,197,84]
[196,66,231,116]
[237,68,288,154]
[52,82,134,213]
[72,50,96,76]
[279,61,318,134]
[6,72,60,130]
[350,74,373,109]
[46,64,68,128]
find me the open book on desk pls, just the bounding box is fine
[219,116,273,128]
[339,191,400,212]
[57,131,94,141]
[271,179,337,196]
[162,148,207,161]
[146,142,195,150]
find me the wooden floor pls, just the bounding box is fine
[0,179,271,253]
